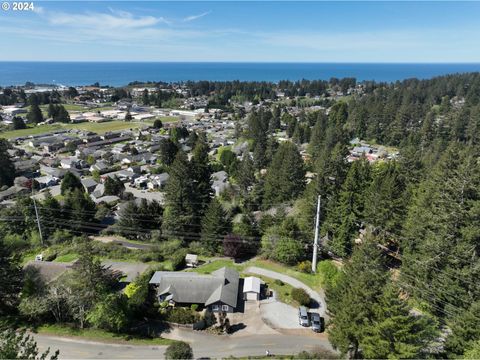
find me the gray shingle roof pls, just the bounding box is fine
[149,267,239,308]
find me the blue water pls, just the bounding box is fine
[1,62,480,87]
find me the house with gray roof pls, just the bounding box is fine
[149,267,239,313]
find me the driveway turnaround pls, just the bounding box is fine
[245,266,327,317]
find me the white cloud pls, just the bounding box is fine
[183,11,211,22]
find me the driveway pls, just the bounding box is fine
[260,294,302,329]
[101,261,150,282]
[245,266,327,317]
[92,236,155,250]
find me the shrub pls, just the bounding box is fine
[165,308,200,324]
[274,279,284,286]
[297,260,312,273]
[272,237,303,265]
[317,260,341,290]
[291,288,310,306]
[190,304,199,312]
[170,250,187,271]
[165,341,193,360]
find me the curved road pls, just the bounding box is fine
[34,330,333,359]
[245,266,328,318]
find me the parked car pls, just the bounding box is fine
[311,312,324,332]
[298,306,309,327]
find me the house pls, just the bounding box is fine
[90,160,110,174]
[149,267,239,313]
[243,276,262,301]
[81,178,98,193]
[185,254,199,268]
[36,175,58,189]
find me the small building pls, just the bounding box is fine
[185,254,199,268]
[243,276,262,301]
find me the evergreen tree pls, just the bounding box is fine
[236,155,255,194]
[60,172,83,195]
[445,301,480,357]
[0,237,23,315]
[142,89,150,105]
[104,176,124,196]
[26,103,43,124]
[191,133,212,216]
[326,237,389,357]
[364,161,407,237]
[361,284,437,359]
[323,158,371,257]
[0,139,15,187]
[401,144,480,316]
[263,142,305,207]
[11,117,26,130]
[200,199,231,254]
[162,151,197,241]
[53,105,70,123]
[159,138,178,166]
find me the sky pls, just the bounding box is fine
[1,1,480,62]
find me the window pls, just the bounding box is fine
[212,305,219,311]
[222,305,229,311]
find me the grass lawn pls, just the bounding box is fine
[248,259,323,290]
[54,253,79,263]
[35,324,175,346]
[253,274,297,306]
[190,259,245,274]
[0,121,150,139]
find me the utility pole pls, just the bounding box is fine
[312,195,321,273]
[32,188,44,246]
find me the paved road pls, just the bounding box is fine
[34,329,334,359]
[245,266,327,317]
[34,334,167,359]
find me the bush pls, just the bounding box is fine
[274,279,284,286]
[291,288,310,306]
[317,260,341,290]
[165,341,193,360]
[165,308,200,324]
[170,250,187,271]
[297,260,312,273]
[273,237,303,265]
[190,304,199,312]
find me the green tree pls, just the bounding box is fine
[87,293,130,333]
[445,301,480,357]
[125,110,133,121]
[60,172,83,195]
[164,341,193,360]
[0,328,58,360]
[360,284,437,359]
[200,199,231,254]
[159,138,178,166]
[236,154,255,194]
[326,238,389,357]
[263,141,305,207]
[104,176,124,196]
[26,103,44,124]
[323,158,371,257]
[12,117,26,130]
[0,139,15,187]
[153,119,163,129]
[0,237,23,315]
[52,105,70,123]
[272,237,303,265]
[464,341,480,359]
[191,133,212,217]
[142,89,150,105]
[162,151,197,241]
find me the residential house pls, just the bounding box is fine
[81,178,98,194]
[149,267,239,313]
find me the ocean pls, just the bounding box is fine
[1,62,480,87]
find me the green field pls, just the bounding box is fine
[0,121,153,139]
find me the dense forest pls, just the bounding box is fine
[1,73,479,358]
